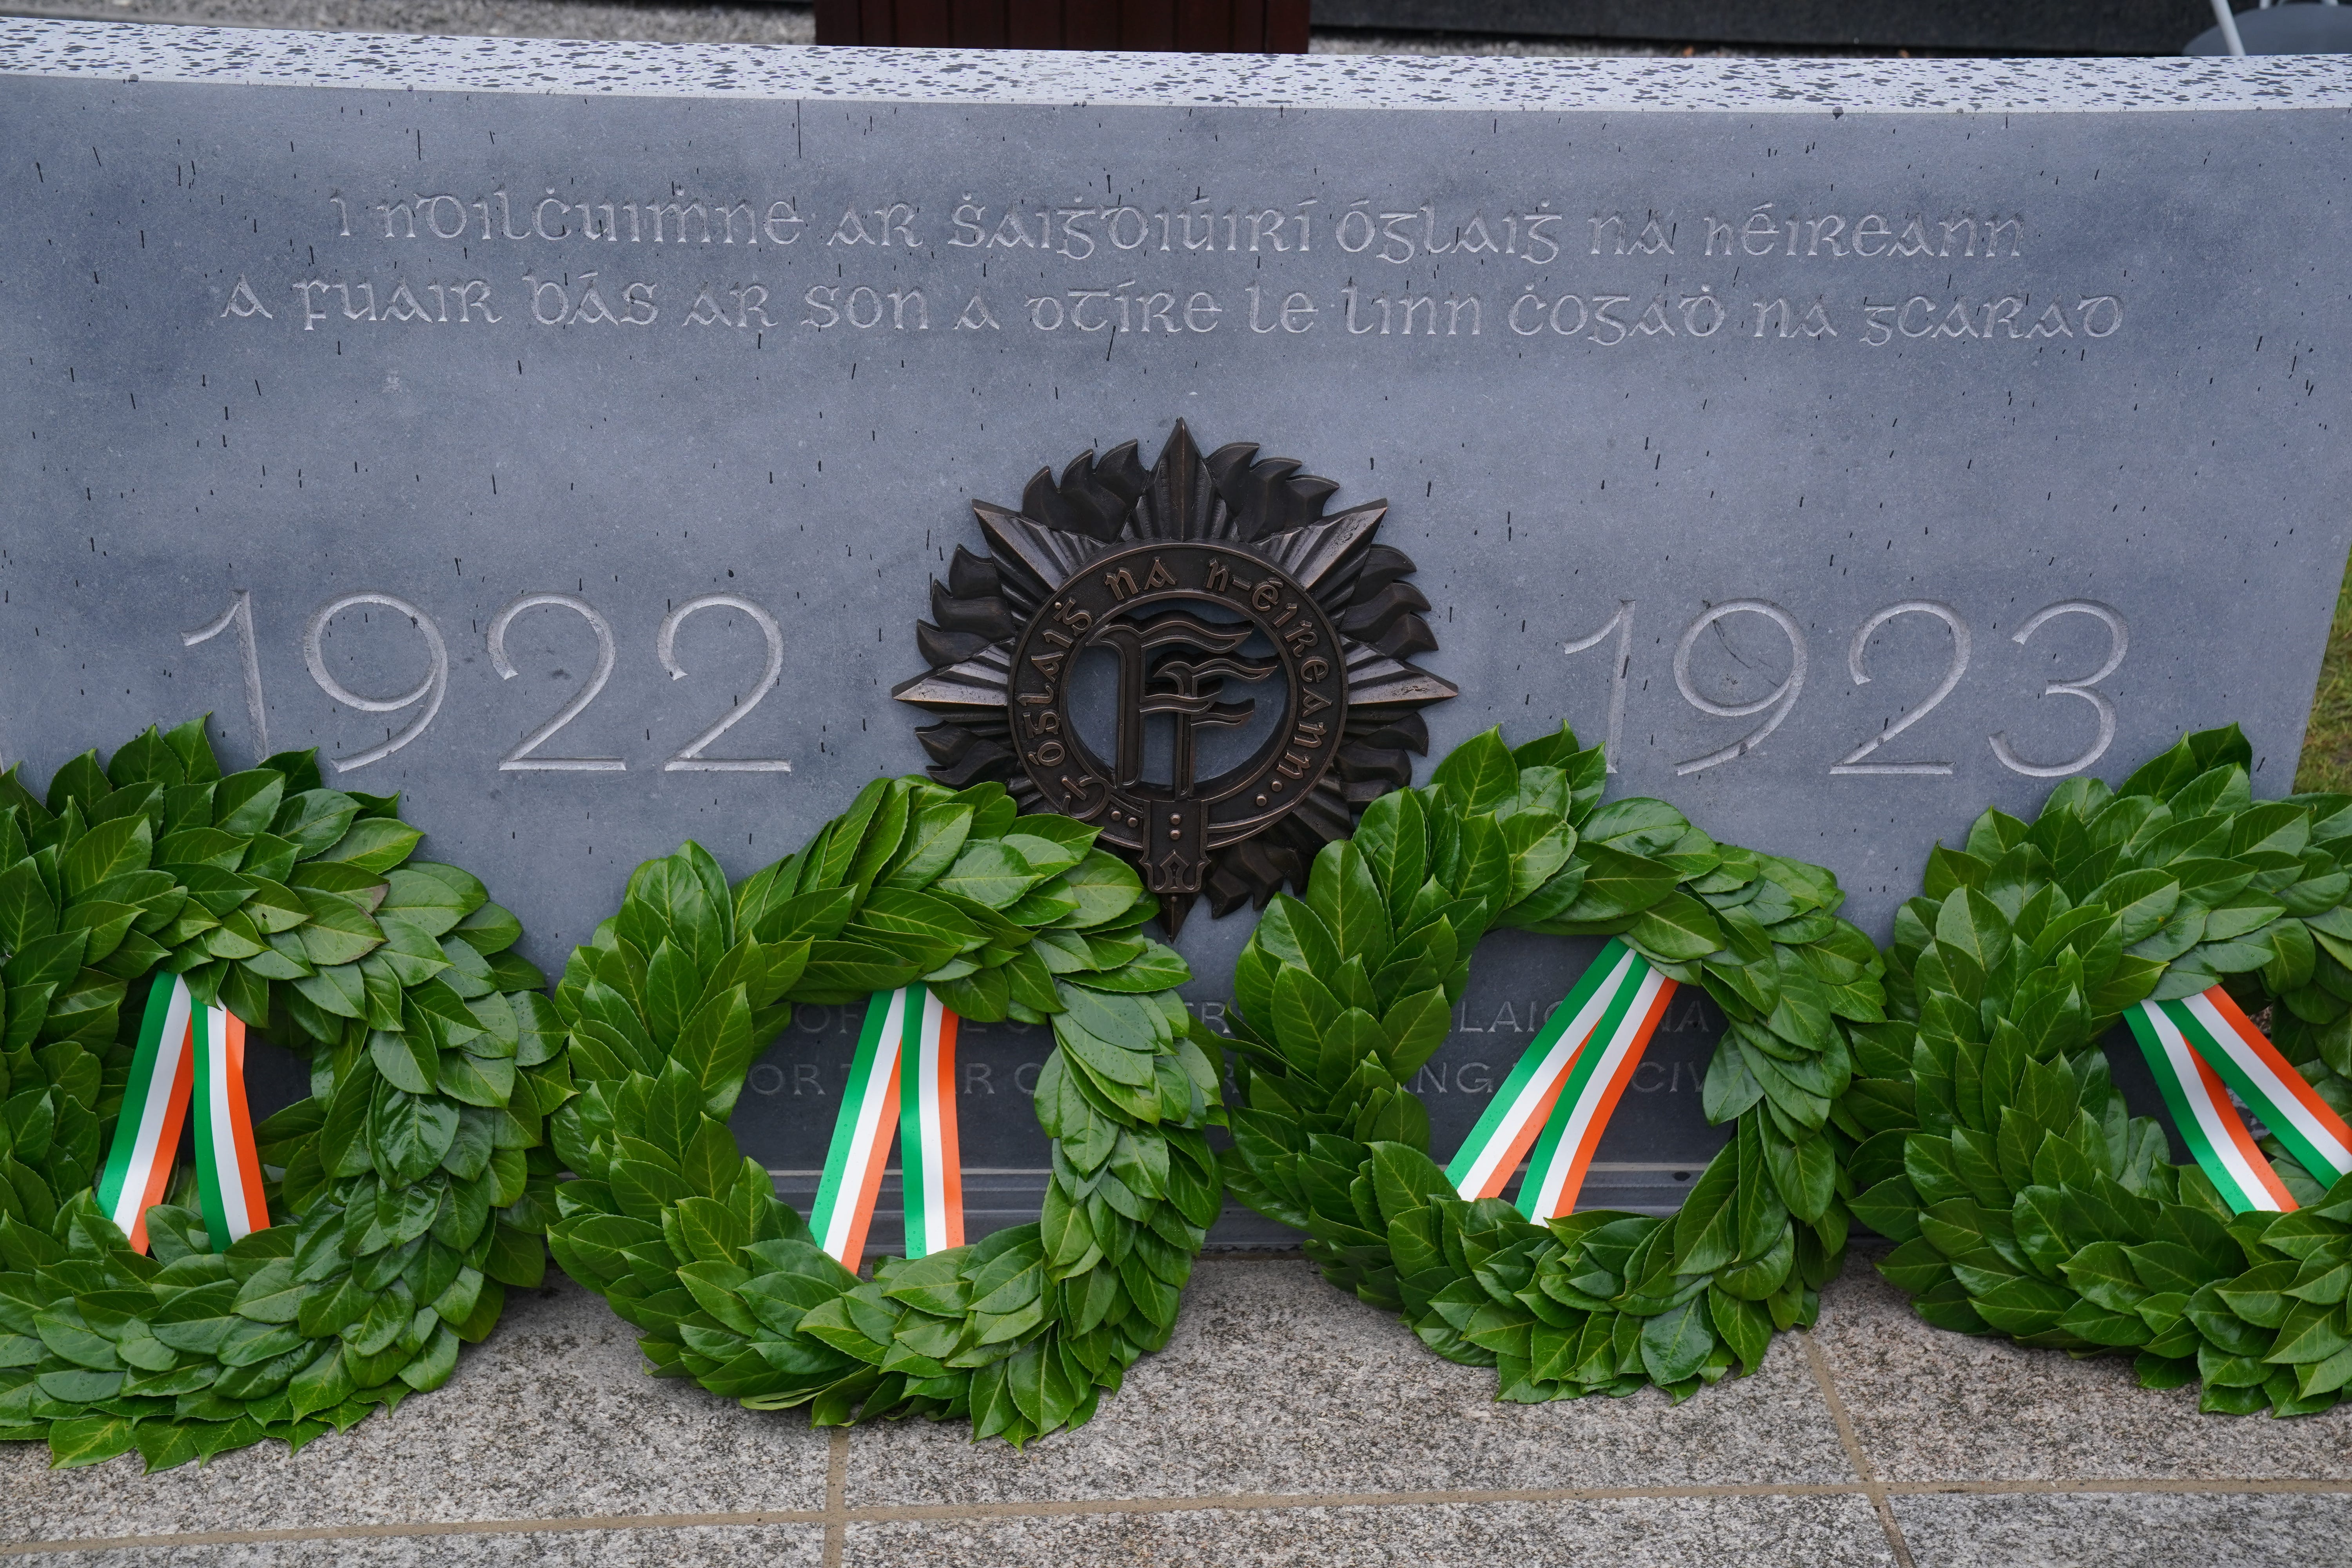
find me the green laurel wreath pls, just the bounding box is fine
[544,773,1224,1447]
[1219,724,1888,1402]
[0,719,570,1470]
[1840,726,2352,1416]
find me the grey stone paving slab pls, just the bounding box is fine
[2,1524,826,1566]
[1890,1491,2352,1568]
[844,1259,1857,1508]
[0,1278,829,1547]
[844,1495,1896,1568]
[1811,1262,2352,1483]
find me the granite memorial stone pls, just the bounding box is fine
[4,25,2349,1239]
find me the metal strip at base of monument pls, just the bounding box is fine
[2125,987,2352,1214]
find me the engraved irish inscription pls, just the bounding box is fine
[206,189,2125,355]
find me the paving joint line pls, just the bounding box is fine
[821,1425,849,1568]
[11,1477,2352,1555]
[1879,1478,2352,1496]
[1801,1328,1918,1568]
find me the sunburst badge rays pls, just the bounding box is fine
[893,422,1455,931]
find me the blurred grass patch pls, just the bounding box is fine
[2299,567,2352,793]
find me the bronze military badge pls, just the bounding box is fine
[893,423,1454,931]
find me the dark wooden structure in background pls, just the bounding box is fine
[813,0,1310,49]
[1313,0,2215,54]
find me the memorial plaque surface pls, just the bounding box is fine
[5,26,2350,1232]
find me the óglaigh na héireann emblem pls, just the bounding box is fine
[892,422,1455,932]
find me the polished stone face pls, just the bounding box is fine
[4,38,2348,1222]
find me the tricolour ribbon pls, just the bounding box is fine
[899,987,965,1260]
[808,985,965,1267]
[1445,940,1678,1220]
[2126,985,2352,1213]
[93,975,269,1253]
[1518,959,1677,1221]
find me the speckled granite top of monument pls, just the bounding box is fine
[5,16,2352,108]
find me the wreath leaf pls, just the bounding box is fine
[544,775,1221,1448]
[1840,724,2352,1417]
[1219,721,1883,1402]
[0,719,569,1470]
